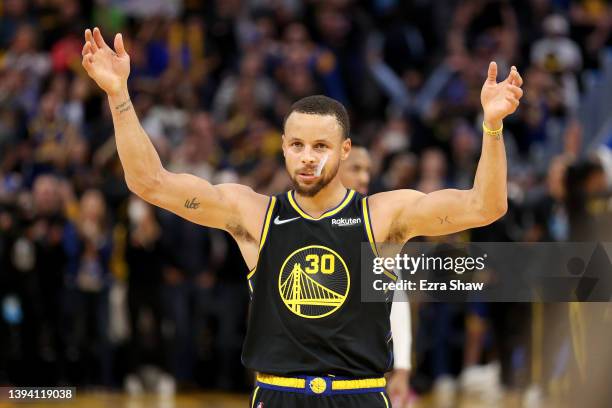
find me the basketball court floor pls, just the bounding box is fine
[0,391,556,408]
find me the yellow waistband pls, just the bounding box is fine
[255,373,386,391]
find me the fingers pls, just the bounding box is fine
[513,68,523,87]
[486,61,498,83]
[82,52,94,72]
[85,29,98,53]
[508,84,523,99]
[505,95,520,109]
[82,41,91,56]
[114,33,126,56]
[93,27,111,51]
[508,66,523,87]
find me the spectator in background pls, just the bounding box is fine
[531,14,582,113]
[417,148,449,193]
[1,24,51,116]
[450,120,479,189]
[124,197,173,395]
[524,154,572,242]
[212,51,276,123]
[28,92,81,180]
[2,174,71,385]
[569,0,612,69]
[370,152,418,194]
[157,206,214,386]
[0,0,33,49]
[64,189,113,386]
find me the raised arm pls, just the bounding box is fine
[81,28,268,246]
[369,62,523,242]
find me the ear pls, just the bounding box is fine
[341,138,352,161]
[281,134,286,157]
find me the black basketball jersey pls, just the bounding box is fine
[241,189,396,377]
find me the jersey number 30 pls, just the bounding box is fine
[304,254,335,274]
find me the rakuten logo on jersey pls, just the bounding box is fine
[331,217,362,227]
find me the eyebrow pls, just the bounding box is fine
[287,138,331,144]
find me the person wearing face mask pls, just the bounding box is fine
[339,144,414,408]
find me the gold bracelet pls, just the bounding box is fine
[483,121,503,137]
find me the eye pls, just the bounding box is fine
[291,141,303,148]
[314,143,328,150]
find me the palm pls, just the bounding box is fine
[480,62,523,125]
[481,83,511,119]
[82,28,130,95]
[89,50,129,94]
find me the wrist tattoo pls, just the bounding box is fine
[115,99,132,113]
[184,197,200,210]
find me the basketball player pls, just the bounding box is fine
[81,27,523,407]
[339,145,412,408]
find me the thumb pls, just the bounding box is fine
[486,61,497,84]
[114,33,126,56]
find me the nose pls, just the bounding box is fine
[301,145,316,164]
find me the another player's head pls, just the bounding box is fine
[282,95,351,197]
[339,144,371,195]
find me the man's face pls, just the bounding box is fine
[339,147,371,195]
[283,112,350,197]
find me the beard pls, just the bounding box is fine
[289,160,340,197]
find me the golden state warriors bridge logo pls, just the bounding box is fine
[278,245,350,319]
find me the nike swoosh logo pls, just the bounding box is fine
[273,215,300,225]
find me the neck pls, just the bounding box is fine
[294,178,348,218]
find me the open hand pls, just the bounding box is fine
[81,27,130,96]
[480,62,523,129]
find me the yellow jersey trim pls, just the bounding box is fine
[362,197,378,257]
[380,391,390,408]
[362,197,397,282]
[251,386,260,408]
[287,189,355,220]
[247,196,276,280]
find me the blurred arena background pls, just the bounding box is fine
[1,0,612,407]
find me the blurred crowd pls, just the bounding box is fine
[1,0,612,403]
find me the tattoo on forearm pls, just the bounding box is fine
[115,99,132,114]
[184,197,200,210]
[437,216,452,224]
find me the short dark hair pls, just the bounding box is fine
[284,95,350,139]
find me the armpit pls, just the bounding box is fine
[386,221,409,243]
[226,221,256,244]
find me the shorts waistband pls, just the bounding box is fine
[255,373,386,396]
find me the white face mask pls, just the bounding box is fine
[127,198,147,224]
[382,130,408,153]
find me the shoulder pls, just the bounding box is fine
[367,189,424,211]
[216,183,271,209]
[366,189,425,243]
[215,183,272,242]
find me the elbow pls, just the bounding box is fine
[478,199,507,225]
[490,199,508,220]
[470,191,507,226]
[125,169,164,199]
